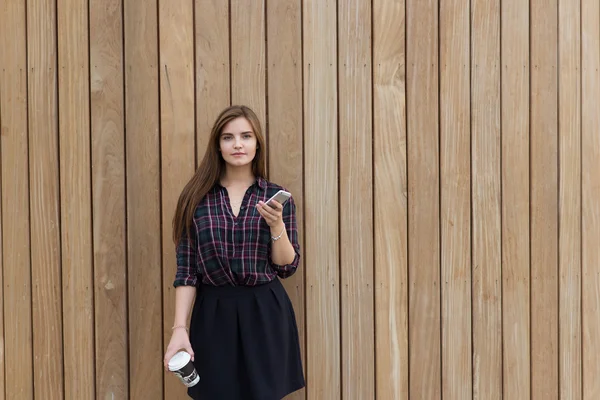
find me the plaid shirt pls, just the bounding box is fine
[173,177,300,287]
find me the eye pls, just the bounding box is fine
[243,134,252,139]
[222,135,232,140]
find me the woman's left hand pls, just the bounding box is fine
[256,200,284,229]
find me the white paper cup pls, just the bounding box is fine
[168,351,200,387]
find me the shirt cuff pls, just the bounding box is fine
[271,252,300,279]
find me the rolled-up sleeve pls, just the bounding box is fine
[271,195,301,278]
[173,225,199,287]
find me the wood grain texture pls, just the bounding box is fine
[558,0,582,397]
[439,0,472,397]
[500,0,531,397]
[582,0,600,397]
[471,0,502,398]
[124,0,163,398]
[303,0,340,397]
[159,0,196,397]
[373,0,409,398]
[338,0,374,398]
[530,0,559,398]
[231,0,266,132]
[26,0,64,397]
[195,0,230,159]
[266,1,306,399]
[406,0,441,397]
[57,0,95,397]
[0,1,33,398]
[90,0,128,397]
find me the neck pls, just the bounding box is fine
[221,165,255,188]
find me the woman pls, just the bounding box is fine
[163,105,305,399]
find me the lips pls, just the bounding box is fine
[232,153,246,156]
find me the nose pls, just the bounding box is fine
[234,138,242,149]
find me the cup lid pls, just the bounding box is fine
[168,351,191,371]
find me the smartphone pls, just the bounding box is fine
[265,190,292,208]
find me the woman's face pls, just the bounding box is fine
[219,117,257,169]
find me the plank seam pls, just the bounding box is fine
[25,0,35,396]
[192,0,198,170]
[54,0,66,393]
[469,0,474,396]
[527,0,533,397]
[437,1,443,397]
[264,0,269,174]
[299,1,308,398]
[120,0,131,395]
[228,0,232,105]
[155,0,166,397]
[0,34,5,400]
[86,0,98,395]
[336,0,343,397]
[370,0,377,398]
[579,0,585,398]
[499,1,505,396]
[556,2,561,397]
[405,0,411,395]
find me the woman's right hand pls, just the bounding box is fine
[163,328,195,370]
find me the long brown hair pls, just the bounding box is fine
[172,105,267,244]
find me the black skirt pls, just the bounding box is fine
[187,278,305,400]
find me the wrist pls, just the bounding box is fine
[172,324,188,332]
[270,224,286,242]
[270,222,285,235]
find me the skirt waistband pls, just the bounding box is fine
[198,277,281,298]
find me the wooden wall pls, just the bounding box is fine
[0,0,599,399]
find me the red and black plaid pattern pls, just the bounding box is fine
[174,177,300,287]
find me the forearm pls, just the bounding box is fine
[270,223,296,265]
[173,285,196,327]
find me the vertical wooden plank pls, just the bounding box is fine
[27,0,64,397]
[90,0,128,397]
[471,0,502,398]
[581,0,600,397]
[439,0,472,397]
[57,0,95,396]
[303,0,340,397]
[159,0,196,398]
[0,1,33,398]
[266,1,305,399]
[195,0,230,159]
[338,0,374,398]
[558,0,582,398]
[373,0,409,398]
[501,0,530,397]
[530,0,559,397]
[124,0,163,398]
[231,0,266,131]
[406,0,441,397]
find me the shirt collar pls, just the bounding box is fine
[256,176,267,190]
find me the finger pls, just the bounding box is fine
[267,200,282,210]
[257,203,276,219]
[262,201,282,217]
[186,345,195,361]
[164,348,177,368]
[256,205,268,219]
